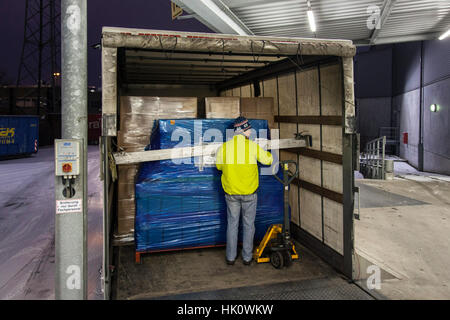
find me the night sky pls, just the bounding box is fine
[0,0,213,87]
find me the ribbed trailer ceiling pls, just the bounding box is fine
[122,48,285,85]
[173,0,450,45]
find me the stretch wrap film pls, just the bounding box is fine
[135,119,286,252]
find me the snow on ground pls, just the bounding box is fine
[356,158,450,182]
[393,162,450,182]
[0,146,103,300]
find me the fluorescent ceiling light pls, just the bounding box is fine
[199,0,247,35]
[307,9,316,33]
[439,29,450,40]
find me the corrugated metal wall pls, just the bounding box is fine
[354,38,450,174]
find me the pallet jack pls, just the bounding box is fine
[253,159,300,268]
[252,133,312,268]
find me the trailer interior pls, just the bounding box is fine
[100,27,368,300]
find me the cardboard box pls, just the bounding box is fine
[116,96,197,239]
[240,97,275,129]
[117,199,136,235]
[117,131,152,151]
[205,97,240,118]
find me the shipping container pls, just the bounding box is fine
[100,27,358,299]
[0,115,39,158]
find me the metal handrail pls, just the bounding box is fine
[360,136,386,179]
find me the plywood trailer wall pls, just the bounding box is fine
[220,61,345,256]
[220,83,254,98]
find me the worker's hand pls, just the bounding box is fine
[255,138,269,150]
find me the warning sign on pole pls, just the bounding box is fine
[171,1,183,20]
[56,199,83,214]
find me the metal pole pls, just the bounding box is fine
[418,41,424,171]
[37,0,43,116]
[283,165,290,237]
[56,0,87,300]
[50,0,57,113]
[382,136,386,179]
[9,88,15,115]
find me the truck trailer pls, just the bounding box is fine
[100,27,361,300]
[0,115,39,158]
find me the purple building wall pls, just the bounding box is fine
[355,39,450,175]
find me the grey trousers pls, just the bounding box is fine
[225,193,257,262]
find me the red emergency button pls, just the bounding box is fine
[62,163,72,173]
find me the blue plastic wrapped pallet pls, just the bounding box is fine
[135,119,285,252]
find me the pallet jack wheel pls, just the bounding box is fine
[270,251,284,269]
[283,250,293,267]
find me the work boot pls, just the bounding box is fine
[226,259,235,265]
[243,259,252,266]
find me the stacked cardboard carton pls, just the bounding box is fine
[116,96,197,240]
[205,97,240,119]
[205,97,275,130]
[240,97,275,129]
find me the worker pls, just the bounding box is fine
[216,116,273,266]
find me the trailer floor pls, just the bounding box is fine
[149,277,373,300]
[114,243,373,300]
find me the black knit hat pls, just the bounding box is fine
[234,116,252,133]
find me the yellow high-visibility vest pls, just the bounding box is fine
[216,134,273,195]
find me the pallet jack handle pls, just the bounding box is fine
[272,131,307,185]
[273,160,298,241]
[273,160,298,186]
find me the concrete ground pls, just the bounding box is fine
[354,170,450,299]
[0,146,103,300]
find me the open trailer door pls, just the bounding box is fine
[100,45,119,299]
[100,135,112,299]
[276,58,356,279]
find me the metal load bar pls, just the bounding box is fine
[113,138,309,165]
